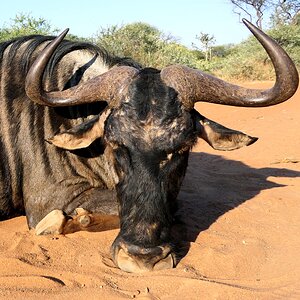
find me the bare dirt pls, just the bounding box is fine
[0,82,299,299]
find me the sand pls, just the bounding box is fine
[0,82,299,299]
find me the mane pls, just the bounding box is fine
[0,34,141,77]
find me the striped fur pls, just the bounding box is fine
[0,35,138,227]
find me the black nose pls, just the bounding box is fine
[111,239,175,273]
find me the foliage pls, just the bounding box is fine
[0,13,57,41]
[158,42,199,68]
[94,22,164,66]
[0,13,299,81]
[230,0,300,29]
[230,0,269,29]
[204,22,300,80]
[211,44,235,58]
[94,22,199,68]
[270,0,300,26]
[192,32,215,61]
[94,20,299,80]
[268,22,300,64]
[0,13,85,42]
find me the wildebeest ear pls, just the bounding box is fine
[47,109,111,150]
[194,110,258,151]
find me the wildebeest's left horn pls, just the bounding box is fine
[25,29,138,107]
[161,19,299,110]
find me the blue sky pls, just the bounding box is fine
[0,0,255,47]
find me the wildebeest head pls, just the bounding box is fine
[25,19,299,272]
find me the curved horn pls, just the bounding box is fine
[25,29,138,107]
[161,19,299,109]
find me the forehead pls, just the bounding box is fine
[106,68,195,152]
[126,68,179,120]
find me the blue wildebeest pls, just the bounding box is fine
[0,19,298,272]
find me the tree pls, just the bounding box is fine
[230,0,300,28]
[230,0,271,28]
[212,44,235,58]
[192,32,215,61]
[0,13,58,41]
[0,13,87,42]
[94,22,198,68]
[94,22,166,65]
[271,0,300,26]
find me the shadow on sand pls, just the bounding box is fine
[173,152,300,259]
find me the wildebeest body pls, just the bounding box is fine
[0,36,136,225]
[0,20,298,272]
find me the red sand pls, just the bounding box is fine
[0,82,299,299]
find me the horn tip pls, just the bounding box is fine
[59,28,70,39]
[242,18,261,34]
[242,18,252,27]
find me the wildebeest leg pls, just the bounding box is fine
[73,188,119,216]
[34,188,119,235]
[63,189,120,233]
[62,208,119,234]
[35,207,119,235]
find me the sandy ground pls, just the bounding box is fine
[0,82,299,300]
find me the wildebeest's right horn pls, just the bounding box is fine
[25,29,138,107]
[161,19,299,110]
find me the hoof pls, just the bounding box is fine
[78,215,91,227]
[75,208,91,227]
[62,208,119,234]
[35,210,66,235]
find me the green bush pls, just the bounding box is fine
[1,13,298,81]
[268,23,300,65]
[0,13,57,41]
[0,13,86,43]
[204,23,299,81]
[94,22,199,69]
